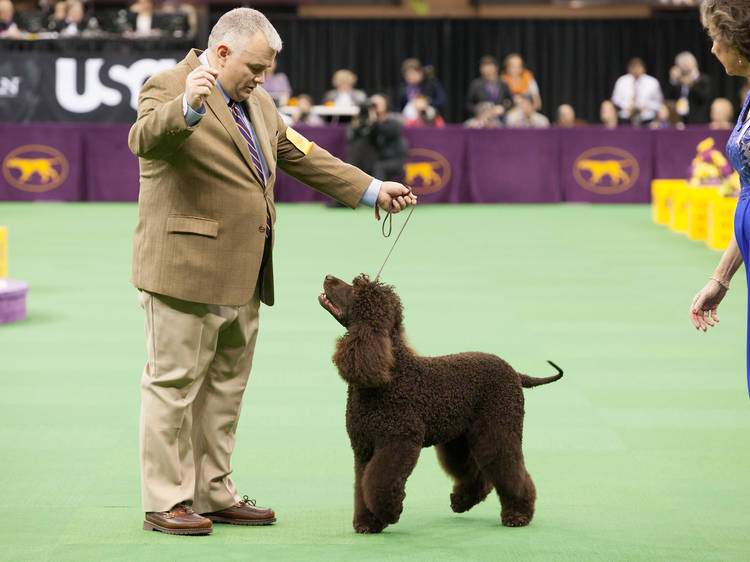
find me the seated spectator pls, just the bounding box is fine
[649,104,672,130]
[61,0,86,36]
[405,94,445,127]
[129,0,154,35]
[261,59,292,108]
[323,69,367,107]
[555,104,577,127]
[160,0,196,37]
[290,94,324,126]
[464,101,503,129]
[465,55,512,119]
[501,53,542,111]
[505,94,549,128]
[665,51,711,125]
[398,58,447,120]
[47,0,67,33]
[710,98,734,130]
[600,100,618,129]
[611,57,663,125]
[0,0,19,37]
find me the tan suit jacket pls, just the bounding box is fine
[128,49,373,306]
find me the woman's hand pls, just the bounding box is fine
[690,279,728,331]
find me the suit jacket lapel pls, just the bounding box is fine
[184,50,265,189]
[246,95,274,193]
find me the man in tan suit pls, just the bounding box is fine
[129,8,415,535]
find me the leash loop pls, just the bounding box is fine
[374,189,414,281]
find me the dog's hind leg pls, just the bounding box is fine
[436,435,492,513]
[470,423,536,527]
[353,456,387,534]
[361,441,421,531]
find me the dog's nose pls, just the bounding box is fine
[325,275,334,283]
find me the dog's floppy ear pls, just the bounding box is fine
[333,323,394,387]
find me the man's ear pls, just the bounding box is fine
[332,323,393,387]
[216,45,230,67]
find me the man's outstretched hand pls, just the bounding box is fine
[377,182,417,213]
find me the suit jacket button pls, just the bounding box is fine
[258,225,266,233]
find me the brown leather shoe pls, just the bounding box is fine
[203,495,276,526]
[143,503,213,535]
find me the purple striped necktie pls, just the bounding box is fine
[229,100,271,239]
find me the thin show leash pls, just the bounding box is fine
[373,188,415,282]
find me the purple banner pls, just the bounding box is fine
[0,124,736,204]
[402,127,466,204]
[84,125,137,202]
[560,127,655,204]
[0,124,84,201]
[467,129,561,203]
[654,127,732,180]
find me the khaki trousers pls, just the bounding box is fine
[138,289,260,513]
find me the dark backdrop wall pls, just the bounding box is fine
[257,9,746,123]
[2,9,745,124]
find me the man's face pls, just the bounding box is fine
[629,63,645,79]
[215,31,276,102]
[68,2,83,23]
[371,95,387,114]
[558,105,575,126]
[404,68,423,85]
[480,62,498,81]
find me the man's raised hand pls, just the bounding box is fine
[185,66,218,111]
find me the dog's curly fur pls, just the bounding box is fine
[319,274,562,534]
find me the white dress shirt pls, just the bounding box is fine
[611,73,664,122]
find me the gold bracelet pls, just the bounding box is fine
[710,276,730,290]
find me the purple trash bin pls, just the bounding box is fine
[0,279,29,324]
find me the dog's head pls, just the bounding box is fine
[320,274,403,387]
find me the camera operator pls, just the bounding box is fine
[666,51,711,125]
[404,94,445,128]
[347,94,408,181]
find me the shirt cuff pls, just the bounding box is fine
[360,178,382,207]
[183,94,206,126]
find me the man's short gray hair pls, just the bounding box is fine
[675,51,698,70]
[208,8,283,54]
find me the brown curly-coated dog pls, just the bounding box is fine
[318,274,563,534]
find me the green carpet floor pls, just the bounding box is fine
[0,202,749,561]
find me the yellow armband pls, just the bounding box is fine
[285,127,313,155]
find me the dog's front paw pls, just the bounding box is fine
[501,512,532,527]
[354,518,387,534]
[450,491,476,513]
[451,484,492,513]
[353,512,387,534]
[355,523,386,534]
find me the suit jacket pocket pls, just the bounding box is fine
[166,215,219,238]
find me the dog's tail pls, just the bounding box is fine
[520,361,563,388]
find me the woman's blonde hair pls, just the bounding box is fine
[332,69,357,89]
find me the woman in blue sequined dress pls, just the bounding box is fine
[692,1,750,395]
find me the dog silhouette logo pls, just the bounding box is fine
[573,147,639,195]
[2,144,69,193]
[404,148,451,195]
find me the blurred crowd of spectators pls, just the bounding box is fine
[0,0,741,133]
[0,0,195,38]
[268,51,742,133]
